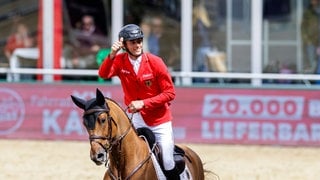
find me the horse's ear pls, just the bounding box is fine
[96,88,106,106]
[71,95,86,110]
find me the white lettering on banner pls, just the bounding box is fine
[43,109,62,134]
[31,95,73,107]
[278,123,292,141]
[202,120,320,143]
[64,110,84,135]
[308,100,320,118]
[236,122,246,139]
[223,122,233,139]
[249,122,260,140]
[42,109,85,135]
[42,109,62,134]
[202,95,304,120]
[311,124,320,141]
[202,121,220,139]
[261,123,275,140]
[294,123,309,141]
[0,112,17,121]
[31,91,112,108]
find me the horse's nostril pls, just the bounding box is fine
[97,153,104,159]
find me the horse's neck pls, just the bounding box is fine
[109,102,148,158]
[109,107,149,169]
[112,113,146,154]
[109,124,149,175]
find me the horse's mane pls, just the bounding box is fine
[105,97,155,148]
[105,97,129,118]
[104,97,138,132]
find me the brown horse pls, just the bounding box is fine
[71,88,205,180]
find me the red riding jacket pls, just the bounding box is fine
[98,52,175,126]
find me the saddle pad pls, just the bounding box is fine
[151,153,166,180]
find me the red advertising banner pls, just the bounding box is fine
[1,83,320,146]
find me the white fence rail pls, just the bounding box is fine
[1,67,320,86]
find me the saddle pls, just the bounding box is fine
[136,127,186,175]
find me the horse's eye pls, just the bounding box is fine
[100,118,106,124]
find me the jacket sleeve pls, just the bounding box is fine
[98,54,118,79]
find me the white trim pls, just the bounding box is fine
[111,0,123,84]
[251,0,263,86]
[181,0,193,85]
[42,0,54,82]
[4,68,320,83]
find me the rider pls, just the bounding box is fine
[98,24,181,179]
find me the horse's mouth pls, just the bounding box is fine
[93,159,104,166]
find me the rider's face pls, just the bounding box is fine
[126,38,143,58]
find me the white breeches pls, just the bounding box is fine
[128,112,175,170]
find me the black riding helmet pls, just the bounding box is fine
[118,24,144,57]
[118,24,144,41]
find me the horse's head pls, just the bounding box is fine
[71,88,119,165]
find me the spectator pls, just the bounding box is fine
[149,15,180,72]
[301,0,320,73]
[148,16,163,55]
[4,23,35,61]
[64,15,107,71]
[263,60,280,84]
[278,62,295,84]
[4,22,36,80]
[192,3,214,83]
[140,17,152,53]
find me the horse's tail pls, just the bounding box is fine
[203,163,220,180]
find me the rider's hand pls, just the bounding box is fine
[129,100,144,113]
[109,37,123,60]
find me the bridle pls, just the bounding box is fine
[83,106,152,180]
[83,107,131,153]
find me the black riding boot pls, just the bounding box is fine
[164,165,182,180]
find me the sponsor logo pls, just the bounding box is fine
[142,73,152,78]
[0,88,25,134]
[120,69,131,74]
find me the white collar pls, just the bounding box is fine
[129,55,142,65]
[129,55,142,74]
